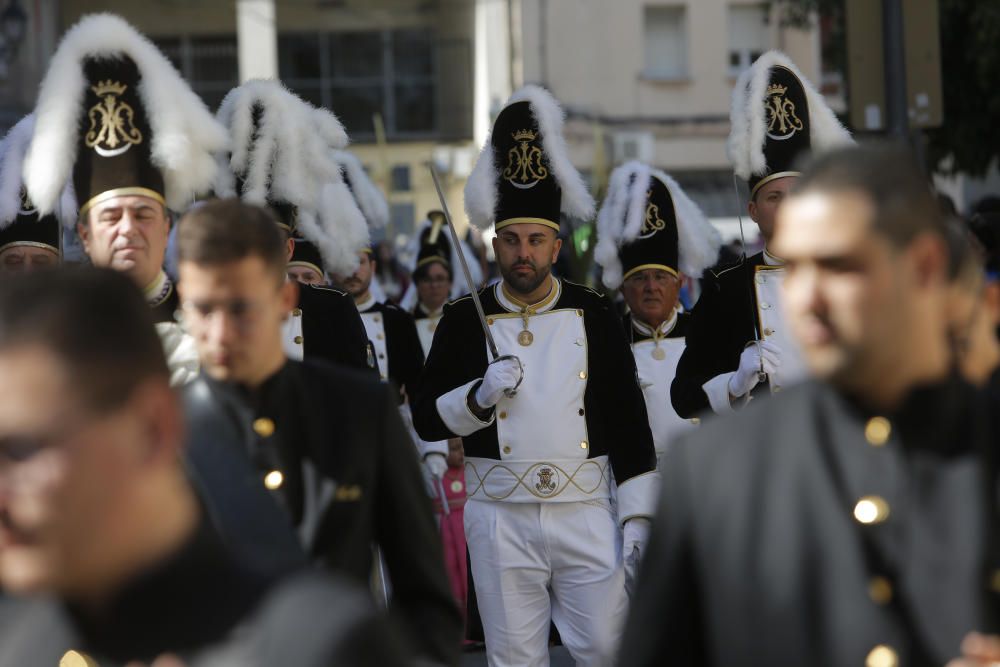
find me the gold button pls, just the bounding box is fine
[292,308,302,316]
[854,496,890,525]
[376,333,384,340]
[763,327,774,336]
[576,309,583,317]
[61,651,99,667]
[487,317,494,325]
[868,576,893,604]
[989,569,1000,593]
[502,445,511,454]
[691,417,700,425]
[293,335,303,344]
[499,411,508,419]
[865,645,898,667]
[264,470,284,490]
[579,371,587,380]
[253,417,275,437]
[374,315,381,322]
[865,417,891,446]
[580,441,588,449]
[578,408,585,416]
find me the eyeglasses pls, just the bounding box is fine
[180,298,268,333]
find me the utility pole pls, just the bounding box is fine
[881,0,909,142]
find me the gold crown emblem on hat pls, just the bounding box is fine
[766,83,788,98]
[512,128,537,142]
[91,80,128,97]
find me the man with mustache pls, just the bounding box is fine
[412,86,657,667]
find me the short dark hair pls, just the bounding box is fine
[176,198,287,279]
[0,267,168,413]
[792,143,945,249]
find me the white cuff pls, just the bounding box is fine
[616,470,661,525]
[702,372,742,415]
[419,439,450,459]
[435,378,495,436]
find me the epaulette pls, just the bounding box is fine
[306,284,348,296]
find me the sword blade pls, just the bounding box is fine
[428,165,501,361]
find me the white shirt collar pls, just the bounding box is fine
[355,292,377,312]
[630,310,678,338]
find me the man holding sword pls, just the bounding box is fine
[412,86,657,667]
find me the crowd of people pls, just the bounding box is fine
[0,10,999,667]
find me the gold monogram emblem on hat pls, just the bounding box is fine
[639,190,666,239]
[764,82,804,141]
[504,128,549,190]
[535,466,558,495]
[17,186,36,217]
[85,80,143,157]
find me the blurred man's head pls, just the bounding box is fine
[333,251,375,300]
[0,245,58,274]
[413,260,452,313]
[78,194,170,289]
[774,144,950,405]
[620,268,682,329]
[951,216,1000,385]
[491,222,562,298]
[176,199,296,388]
[749,176,796,246]
[0,268,187,600]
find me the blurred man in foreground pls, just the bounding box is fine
[176,199,460,666]
[0,268,404,666]
[620,144,999,666]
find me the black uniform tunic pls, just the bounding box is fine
[621,376,999,667]
[0,519,408,666]
[358,298,425,396]
[297,284,372,372]
[412,280,656,503]
[185,360,461,666]
[671,252,767,418]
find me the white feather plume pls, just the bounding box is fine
[23,13,228,215]
[595,160,721,290]
[727,50,853,180]
[315,181,368,275]
[464,84,595,230]
[0,115,77,230]
[332,150,389,230]
[214,79,366,273]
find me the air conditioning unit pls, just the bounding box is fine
[612,131,654,164]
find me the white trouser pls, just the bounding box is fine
[465,499,626,667]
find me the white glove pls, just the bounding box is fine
[623,517,651,597]
[474,357,522,409]
[728,341,781,398]
[424,453,448,478]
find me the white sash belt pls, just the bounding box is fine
[465,455,611,503]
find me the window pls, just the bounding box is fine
[728,4,769,76]
[280,29,436,139]
[154,35,238,111]
[390,202,415,238]
[390,165,411,192]
[642,6,688,80]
